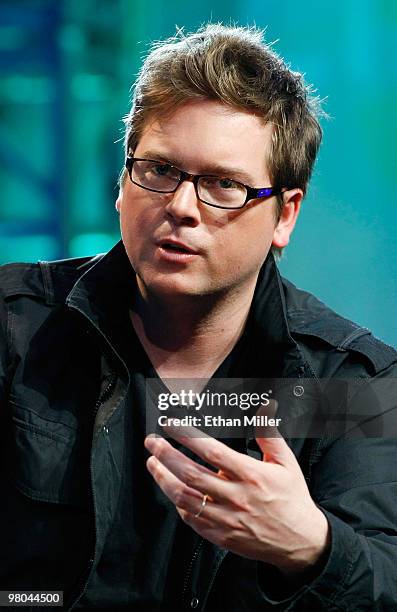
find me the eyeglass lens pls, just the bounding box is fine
[131,160,247,208]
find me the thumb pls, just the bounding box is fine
[255,434,294,466]
[254,400,293,465]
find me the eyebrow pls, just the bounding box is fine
[140,149,258,186]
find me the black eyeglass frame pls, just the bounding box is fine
[125,156,283,210]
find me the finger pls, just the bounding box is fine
[177,507,220,533]
[176,506,245,553]
[146,455,202,509]
[146,455,224,521]
[160,422,252,480]
[255,435,296,467]
[144,436,233,502]
[254,400,281,440]
[254,401,295,465]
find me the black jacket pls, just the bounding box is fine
[1,240,397,611]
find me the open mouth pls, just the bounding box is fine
[160,242,196,254]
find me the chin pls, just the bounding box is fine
[135,267,195,296]
[147,279,205,300]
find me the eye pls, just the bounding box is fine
[201,176,240,190]
[151,163,173,176]
[218,178,237,189]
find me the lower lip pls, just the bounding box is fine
[156,245,199,263]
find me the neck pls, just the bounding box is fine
[130,278,258,378]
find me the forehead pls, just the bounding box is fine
[136,100,273,183]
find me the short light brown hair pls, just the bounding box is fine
[122,24,325,255]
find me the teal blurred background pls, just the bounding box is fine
[0,0,396,346]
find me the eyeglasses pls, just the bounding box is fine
[125,156,282,210]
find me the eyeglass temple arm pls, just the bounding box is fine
[246,186,283,199]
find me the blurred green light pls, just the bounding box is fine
[69,233,119,257]
[71,74,112,102]
[1,76,55,104]
[58,24,86,52]
[0,235,59,264]
[0,26,25,51]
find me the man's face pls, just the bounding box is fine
[117,100,299,302]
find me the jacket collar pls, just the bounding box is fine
[66,240,302,376]
[66,241,136,374]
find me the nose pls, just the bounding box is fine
[164,179,201,226]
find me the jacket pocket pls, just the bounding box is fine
[6,400,91,506]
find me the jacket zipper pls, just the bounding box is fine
[182,539,229,610]
[182,538,205,606]
[62,303,129,609]
[65,371,117,610]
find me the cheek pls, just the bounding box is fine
[120,195,159,235]
[212,230,261,280]
[218,212,273,263]
[246,209,277,251]
[119,207,148,262]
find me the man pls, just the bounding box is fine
[0,23,396,611]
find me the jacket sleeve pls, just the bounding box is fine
[0,296,10,410]
[256,371,397,610]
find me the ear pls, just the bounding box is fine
[272,189,303,248]
[115,195,121,213]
